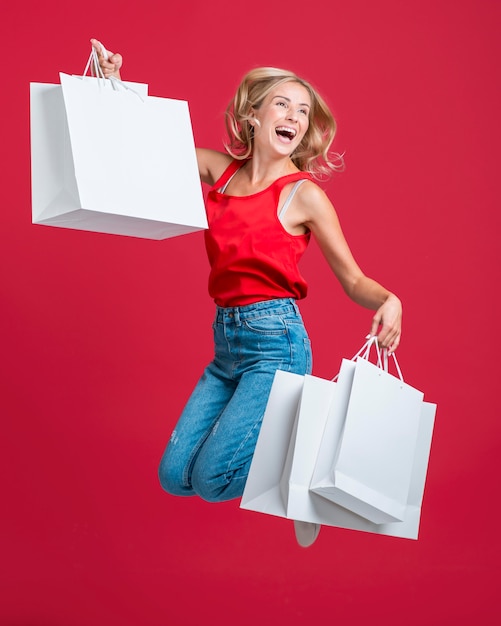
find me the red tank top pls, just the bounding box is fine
[204,160,312,307]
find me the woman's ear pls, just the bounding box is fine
[249,113,261,128]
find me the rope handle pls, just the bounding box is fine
[332,335,404,382]
[83,44,107,81]
[382,348,404,382]
[82,42,144,101]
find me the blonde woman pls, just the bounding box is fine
[92,40,402,547]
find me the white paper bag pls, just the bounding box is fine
[241,370,337,520]
[30,74,207,239]
[241,352,436,540]
[309,357,358,496]
[310,343,423,524]
[278,373,338,520]
[323,399,436,540]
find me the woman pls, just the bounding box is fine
[92,40,402,547]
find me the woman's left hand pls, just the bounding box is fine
[369,294,402,353]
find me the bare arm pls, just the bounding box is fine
[297,182,402,352]
[196,149,233,186]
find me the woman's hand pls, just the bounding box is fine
[90,38,123,79]
[369,294,402,353]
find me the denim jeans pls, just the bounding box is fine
[158,298,312,502]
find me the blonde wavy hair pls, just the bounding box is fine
[225,67,344,179]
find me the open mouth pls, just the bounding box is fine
[275,126,297,141]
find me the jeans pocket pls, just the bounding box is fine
[242,316,287,336]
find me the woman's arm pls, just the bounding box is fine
[196,149,233,186]
[297,182,402,352]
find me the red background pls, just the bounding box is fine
[2,1,500,624]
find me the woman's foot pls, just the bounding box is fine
[294,520,321,547]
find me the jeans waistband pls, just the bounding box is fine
[215,298,299,324]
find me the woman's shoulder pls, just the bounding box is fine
[293,178,336,219]
[294,177,329,202]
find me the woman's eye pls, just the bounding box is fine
[277,101,287,107]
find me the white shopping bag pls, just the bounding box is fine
[30,70,207,239]
[310,339,424,524]
[241,345,437,540]
[311,356,422,524]
[241,369,340,521]
[312,397,436,540]
[279,373,339,520]
[309,357,358,498]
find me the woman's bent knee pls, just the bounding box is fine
[191,467,247,503]
[158,454,192,497]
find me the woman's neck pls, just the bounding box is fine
[248,146,300,180]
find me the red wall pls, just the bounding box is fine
[2,1,500,624]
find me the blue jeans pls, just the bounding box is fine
[158,298,312,502]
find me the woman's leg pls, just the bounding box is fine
[190,299,312,502]
[158,360,236,497]
[190,367,280,502]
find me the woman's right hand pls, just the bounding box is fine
[90,38,123,79]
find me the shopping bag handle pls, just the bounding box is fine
[382,348,404,382]
[82,43,144,101]
[83,44,107,82]
[332,335,404,382]
[331,335,380,381]
[352,335,383,368]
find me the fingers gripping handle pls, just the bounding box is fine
[83,42,144,100]
[96,40,110,61]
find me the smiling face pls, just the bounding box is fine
[251,81,312,159]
